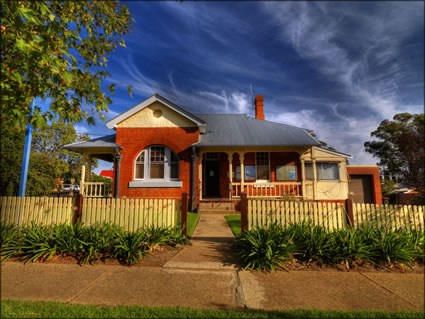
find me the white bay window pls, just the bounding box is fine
[130,145,181,188]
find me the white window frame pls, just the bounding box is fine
[305,162,340,181]
[255,152,270,183]
[130,145,181,188]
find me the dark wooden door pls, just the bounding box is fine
[205,161,220,197]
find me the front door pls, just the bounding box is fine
[205,160,220,197]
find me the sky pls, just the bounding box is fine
[74,1,424,174]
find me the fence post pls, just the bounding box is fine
[74,193,84,223]
[181,192,188,237]
[241,192,248,232]
[345,198,354,227]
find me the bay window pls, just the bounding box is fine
[305,162,340,181]
[130,145,181,188]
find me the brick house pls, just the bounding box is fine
[64,94,382,209]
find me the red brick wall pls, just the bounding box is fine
[115,127,199,200]
[347,166,382,205]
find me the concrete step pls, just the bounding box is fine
[198,202,234,210]
[199,210,240,215]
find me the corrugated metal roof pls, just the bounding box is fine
[63,134,122,151]
[194,114,321,147]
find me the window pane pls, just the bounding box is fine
[276,165,297,180]
[318,163,339,180]
[136,151,144,163]
[150,146,164,162]
[305,163,313,180]
[135,164,144,179]
[256,165,269,180]
[235,166,241,181]
[170,163,178,179]
[150,163,164,179]
[171,152,178,162]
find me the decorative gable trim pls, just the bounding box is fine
[106,94,206,132]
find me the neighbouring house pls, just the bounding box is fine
[64,94,372,210]
[100,170,114,179]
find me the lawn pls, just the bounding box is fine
[187,212,200,238]
[1,300,423,319]
[225,215,241,236]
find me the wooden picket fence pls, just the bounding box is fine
[247,199,346,231]
[352,203,424,231]
[245,198,425,231]
[0,196,182,232]
[0,196,74,226]
[81,197,181,232]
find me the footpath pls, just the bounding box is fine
[1,214,424,312]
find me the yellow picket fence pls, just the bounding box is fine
[81,198,181,232]
[0,196,74,226]
[247,199,346,231]
[352,203,424,231]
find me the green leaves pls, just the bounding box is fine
[0,223,187,265]
[1,0,133,126]
[235,222,424,272]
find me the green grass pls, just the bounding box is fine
[1,300,423,319]
[225,215,241,236]
[187,212,200,238]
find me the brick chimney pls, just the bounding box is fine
[255,95,265,120]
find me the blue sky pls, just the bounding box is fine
[74,2,424,173]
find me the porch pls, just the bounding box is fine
[198,148,317,201]
[63,134,121,198]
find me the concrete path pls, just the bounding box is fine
[1,262,424,312]
[164,213,239,270]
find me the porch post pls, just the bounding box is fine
[311,148,318,200]
[228,152,233,199]
[80,153,87,195]
[300,158,306,199]
[199,152,204,201]
[239,152,245,195]
[114,153,122,199]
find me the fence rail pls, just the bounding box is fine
[244,197,424,231]
[247,198,346,231]
[0,196,74,226]
[81,198,181,232]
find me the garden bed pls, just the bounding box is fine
[1,223,188,266]
[3,245,183,268]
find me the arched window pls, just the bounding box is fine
[134,145,179,181]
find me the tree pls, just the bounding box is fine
[0,116,95,196]
[365,113,424,203]
[1,1,133,127]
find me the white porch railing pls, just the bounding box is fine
[81,182,112,198]
[230,181,314,199]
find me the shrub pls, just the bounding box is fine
[0,224,19,261]
[18,223,58,263]
[236,222,424,272]
[235,223,294,272]
[112,229,147,265]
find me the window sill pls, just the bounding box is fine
[129,181,182,188]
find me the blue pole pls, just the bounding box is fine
[17,123,33,227]
[18,123,33,197]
